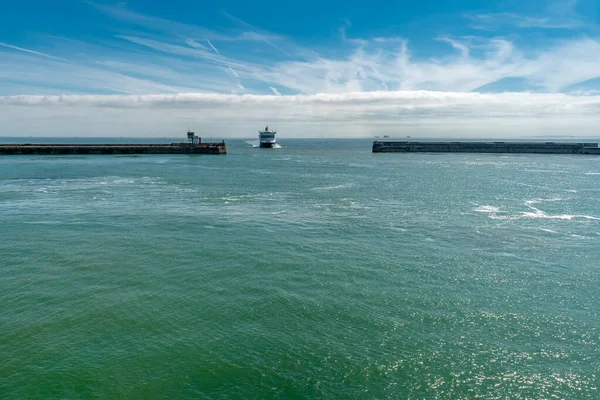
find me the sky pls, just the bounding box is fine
[2,0,600,138]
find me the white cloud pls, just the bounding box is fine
[0,41,64,61]
[2,91,600,138]
[467,0,585,31]
[467,12,582,30]
[204,38,220,56]
[3,2,600,97]
[184,38,207,50]
[436,37,470,58]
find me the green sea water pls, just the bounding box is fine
[1,139,599,399]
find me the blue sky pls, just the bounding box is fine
[2,0,600,137]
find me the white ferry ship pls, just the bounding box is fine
[258,126,277,148]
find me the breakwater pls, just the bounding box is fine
[0,142,227,155]
[372,141,600,154]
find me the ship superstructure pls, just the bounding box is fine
[258,126,277,148]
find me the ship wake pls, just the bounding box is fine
[251,143,281,149]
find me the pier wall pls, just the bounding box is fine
[372,141,600,155]
[0,143,226,155]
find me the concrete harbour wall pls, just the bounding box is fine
[0,143,227,155]
[372,141,600,155]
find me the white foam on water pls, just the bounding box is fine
[525,197,565,206]
[492,211,600,221]
[481,198,599,221]
[522,210,599,220]
[489,215,517,220]
[473,205,500,213]
[518,197,598,220]
[22,220,64,225]
[582,215,600,220]
[114,179,135,184]
[539,228,559,234]
[252,143,281,148]
[522,210,574,220]
[311,183,355,191]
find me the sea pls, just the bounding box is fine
[1,138,599,399]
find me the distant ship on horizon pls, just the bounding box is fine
[258,125,277,148]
